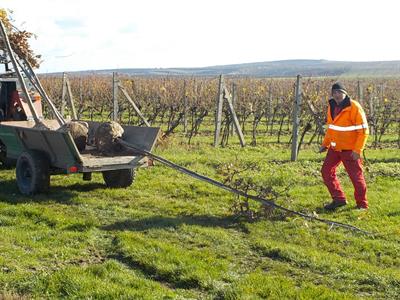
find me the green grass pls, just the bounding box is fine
[0,133,399,299]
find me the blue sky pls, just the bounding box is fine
[2,0,400,73]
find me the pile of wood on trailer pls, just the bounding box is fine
[58,121,125,156]
[93,121,125,156]
[56,121,89,152]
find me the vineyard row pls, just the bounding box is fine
[39,75,400,148]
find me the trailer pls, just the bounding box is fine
[0,120,159,194]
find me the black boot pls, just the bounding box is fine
[324,200,347,211]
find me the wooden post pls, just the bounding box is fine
[266,82,272,134]
[357,81,363,105]
[214,75,224,147]
[112,72,119,122]
[183,80,188,134]
[61,72,67,116]
[291,75,302,161]
[230,82,237,135]
[118,84,150,126]
[224,86,245,147]
[65,76,77,120]
[369,87,375,136]
[79,77,83,119]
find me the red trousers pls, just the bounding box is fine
[321,149,368,208]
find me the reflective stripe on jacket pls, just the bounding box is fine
[322,98,369,154]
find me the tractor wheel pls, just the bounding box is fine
[0,140,15,168]
[16,150,50,195]
[102,169,135,188]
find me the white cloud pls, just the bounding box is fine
[2,0,400,72]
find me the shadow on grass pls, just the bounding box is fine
[101,214,249,233]
[0,178,105,205]
[108,252,202,290]
[51,182,105,193]
[103,215,249,290]
[387,211,400,217]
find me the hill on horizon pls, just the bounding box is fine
[48,59,400,77]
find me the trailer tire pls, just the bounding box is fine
[102,169,135,188]
[16,150,50,195]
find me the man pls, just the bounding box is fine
[319,82,369,210]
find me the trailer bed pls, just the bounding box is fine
[0,120,160,172]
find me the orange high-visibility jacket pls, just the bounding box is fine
[322,97,369,154]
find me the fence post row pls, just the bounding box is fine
[61,72,152,125]
[291,75,302,161]
[51,73,400,149]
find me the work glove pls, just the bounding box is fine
[318,146,327,153]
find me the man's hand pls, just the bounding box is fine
[351,151,360,160]
[318,146,327,153]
